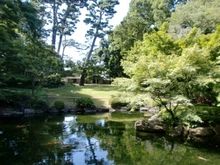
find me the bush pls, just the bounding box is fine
[43,74,62,88]
[54,100,65,111]
[109,97,128,109]
[32,99,49,110]
[0,89,31,108]
[76,97,94,109]
[158,107,202,127]
[0,89,49,110]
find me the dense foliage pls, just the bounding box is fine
[54,100,65,111]
[1,0,220,125]
[104,0,220,127]
[76,97,95,110]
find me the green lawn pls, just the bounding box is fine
[48,84,122,107]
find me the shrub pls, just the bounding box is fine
[54,100,65,111]
[32,99,49,110]
[76,97,94,109]
[109,97,128,109]
[43,74,62,88]
[0,89,31,108]
[158,107,203,127]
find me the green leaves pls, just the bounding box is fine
[169,0,220,36]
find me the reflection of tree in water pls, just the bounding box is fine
[84,137,105,165]
[95,121,185,165]
[80,122,110,165]
[1,115,220,165]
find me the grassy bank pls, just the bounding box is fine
[48,84,122,107]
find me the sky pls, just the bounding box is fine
[64,0,131,62]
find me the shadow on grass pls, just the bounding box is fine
[48,84,117,107]
[81,84,122,92]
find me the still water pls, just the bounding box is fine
[0,113,220,165]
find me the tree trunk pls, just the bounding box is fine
[79,69,86,86]
[57,33,63,53]
[61,44,67,60]
[57,9,70,53]
[79,12,102,86]
[79,32,98,86]
[51,0,57,48]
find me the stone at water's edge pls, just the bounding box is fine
[47,106,59,113]
[24,109,35,114]
[188,127,216,137]
[96,106,110,112]
[84,106,97,113]
[135,114,166,133]
[135,115,218,139]
[140,106,160,114]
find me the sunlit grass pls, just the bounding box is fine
[48,84,122,106]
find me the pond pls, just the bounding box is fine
[0,113,220,165]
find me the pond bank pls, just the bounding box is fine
[135,114,220,146]
[0,105,114,117]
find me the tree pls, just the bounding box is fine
[0,0,63,96]
[95,37,126,78]
[34,0,87,52]
[0,0,45,88]
[169,0,220,38]
[118,23,216,126]
[79,0,119,86]
[23,40,63,95]
[98,0,188,79]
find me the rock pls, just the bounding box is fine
[13,111,23,115]
[97,106,109,112]
[36,110,44,114]
[84,106,97,113]
[140,106,150,112]
[24,109,35,114]
[47,106,59,113]
[109,108,115,112]
[114,106,129,111]
[135,117,166,134]
[189,127,216,137]
[69,107,77,112]
[62,105,73,113]
[148,114,163,122]
[0,110,14,116]
[140,106,160,114]
[169,125,185,137]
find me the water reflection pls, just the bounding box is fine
[0,114,220,165]
[60,116,111,165]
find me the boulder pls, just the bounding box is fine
[84,106,97,113]
[61,105,74,113]
[47,106,59,113]
[169,125,186,137]
[97,106,109,112]
[135,115,166,133]
[24,109,35,114]
[0,110,14,116]
[13,111,23,115]
[188,127,216,137]
[140,106,160,114]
